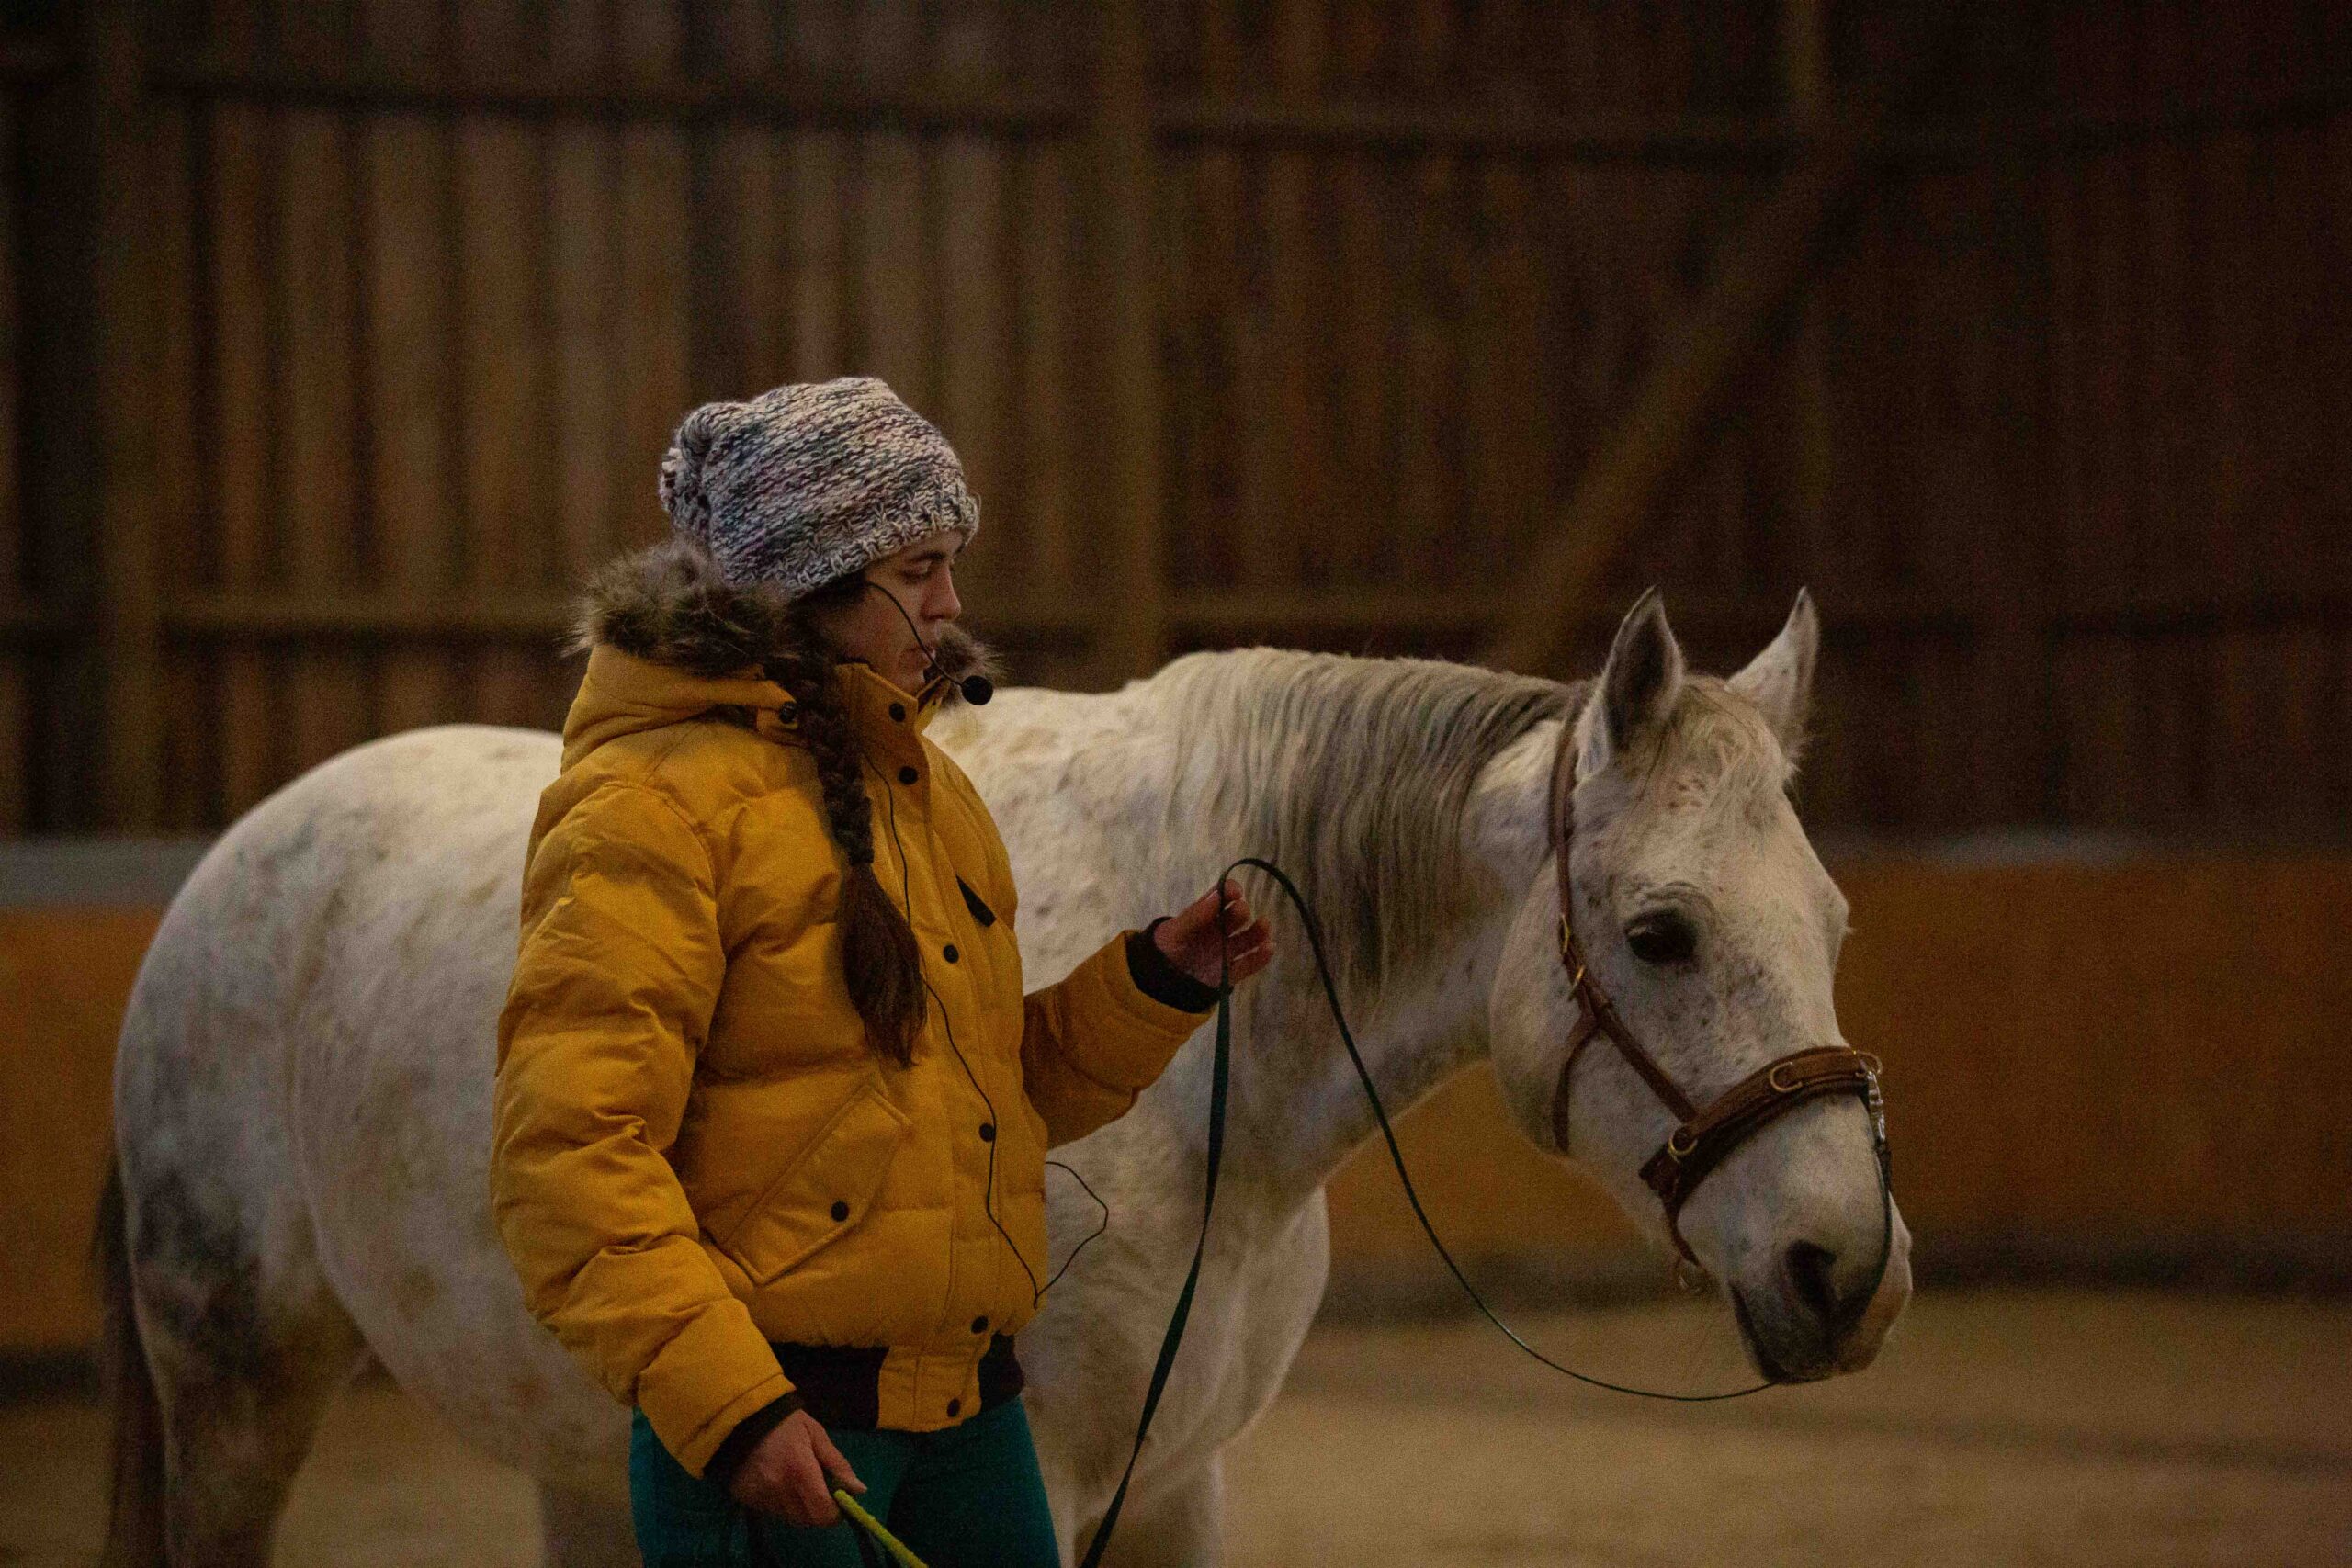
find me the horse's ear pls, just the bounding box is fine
[1729,588,1819,761]
[1580,588,1685,777]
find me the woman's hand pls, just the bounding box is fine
[727,1409,865,1526]
[1153,878,1275,989]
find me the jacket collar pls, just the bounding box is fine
[559,533,998,772]
[761,658,959,768]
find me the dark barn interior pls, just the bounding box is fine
[1,4,2346,1564]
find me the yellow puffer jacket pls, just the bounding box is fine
[490,541,1210,1477]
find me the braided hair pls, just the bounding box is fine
[759,573,928,1066]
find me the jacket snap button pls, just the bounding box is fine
[830,1201,850,1222]
[899,765,919,784]
[946,1398,961,1417]
[943,943,959,963]
[972,1315,989,1334]
[978,1122,996,1143]
[888,703,906,722]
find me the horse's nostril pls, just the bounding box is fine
[1785,1239,1841,1327]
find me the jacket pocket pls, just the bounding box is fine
[716,1073,912,1287]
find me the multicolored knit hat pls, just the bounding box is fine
[656,376,979,596]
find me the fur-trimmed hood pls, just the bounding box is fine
[568,532,998,687]
[560,536,1001,771]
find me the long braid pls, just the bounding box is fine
[762,615,927,1066]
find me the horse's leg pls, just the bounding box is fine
[145,1303,367,1564]
[538,1483,641,1568]
[122,1168,368,1566]
[1081,1454,1227,1568]
[145,1292,366,1564]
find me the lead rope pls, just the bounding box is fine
[1080,856,1894,1568]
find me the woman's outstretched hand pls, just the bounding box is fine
[1153,878,1275,989]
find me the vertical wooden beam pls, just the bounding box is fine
[1781,0,1835,590]
[455,0,548,728]
[1089,0,1166,682]
[276,0,368,781]
[854,2,929,415]
[148,90,198,829]
[935,9,1012,610]
[715,1,782,393]
[0,94,26,834]
[87,0,164,829]
[548,0,622,585]
[362,0,458,739]
[615,1,690,549]
[1012,113,1074,609]
[1971,7,2052,827]
[1254,0,1321,595]
[209,5,277,819]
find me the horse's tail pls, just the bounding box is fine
[92,1147,167,1567]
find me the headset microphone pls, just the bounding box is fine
[860,581,993,705]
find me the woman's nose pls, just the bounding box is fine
[928,565,962,623]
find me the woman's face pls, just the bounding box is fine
[807,530,966,695]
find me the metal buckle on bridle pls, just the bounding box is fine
[1555,917,1589,993]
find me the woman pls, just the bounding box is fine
[490,377,1273,1565]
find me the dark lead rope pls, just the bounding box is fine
[1080,856,1895,1567]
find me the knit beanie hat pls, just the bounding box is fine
[656,376,979,596]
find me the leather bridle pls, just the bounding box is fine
[1545,706,1888,1272]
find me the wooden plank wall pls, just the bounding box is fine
[5,0,2350,838]
[0,15,74,835]
[138,0,1112,831]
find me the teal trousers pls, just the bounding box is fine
[628,1398,1061,1567]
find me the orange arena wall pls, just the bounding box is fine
[6,852,2349,1356]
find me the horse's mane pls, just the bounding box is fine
[1156,648,1579,1007]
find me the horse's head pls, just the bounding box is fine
[1488,590,1911,1382]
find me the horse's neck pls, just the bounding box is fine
[1158,722,1561,1216]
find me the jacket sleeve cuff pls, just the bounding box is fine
[1125,917,1224,1014]
[701,1392,807,1492]
[1043,934,1212,1093]
[634,1303,795,1478]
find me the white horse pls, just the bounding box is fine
[96,592,1910,1566]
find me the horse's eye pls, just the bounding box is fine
[1625,913,1698,965]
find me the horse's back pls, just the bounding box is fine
[118,723,557,1115]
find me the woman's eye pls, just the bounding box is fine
[1624,913,1698,965]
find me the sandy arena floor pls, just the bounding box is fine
[3,1290,2346,1566]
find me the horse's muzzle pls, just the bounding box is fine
[1734,1205,1914,1382]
